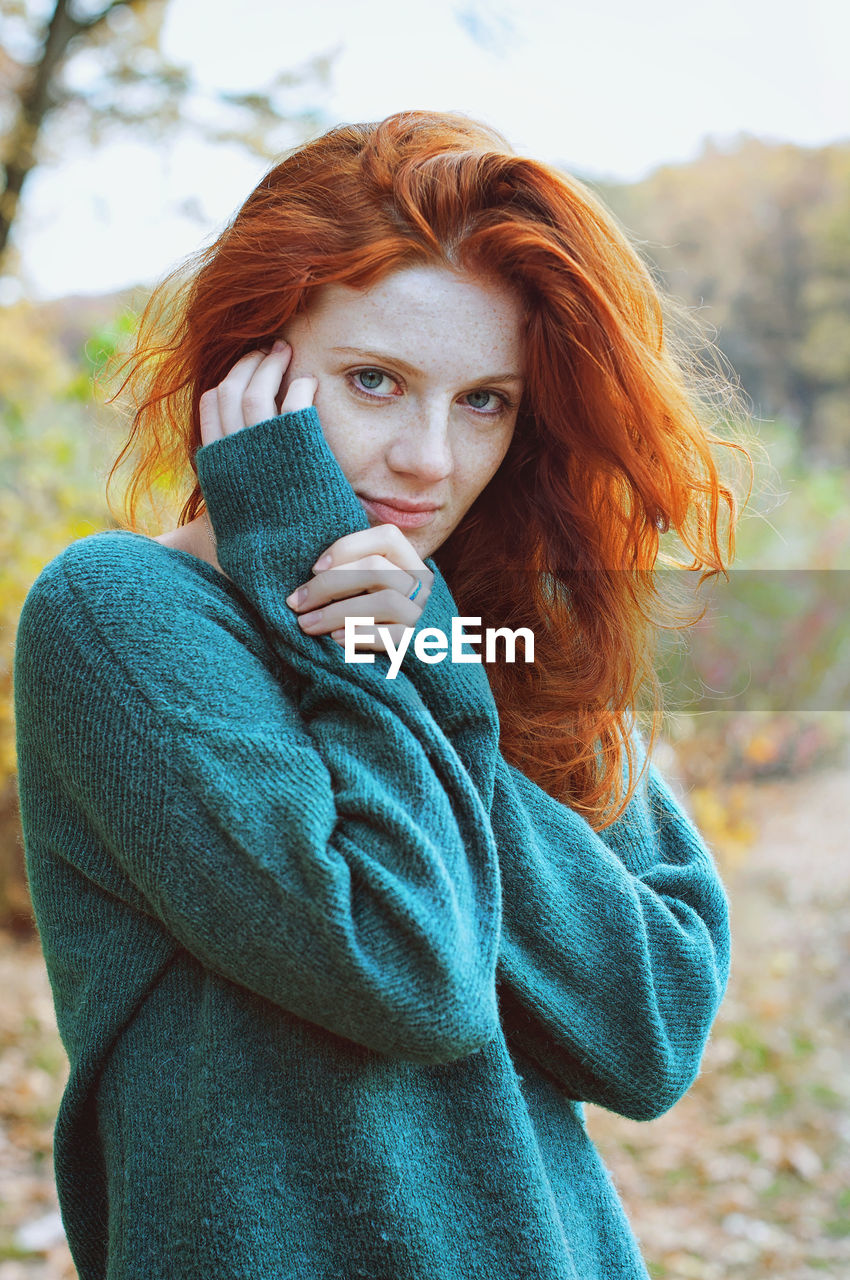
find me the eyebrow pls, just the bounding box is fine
[330,346,525,384]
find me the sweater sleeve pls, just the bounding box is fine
[13,409,503,1067]
[402,613,730,1122]
[487,734,731,1121]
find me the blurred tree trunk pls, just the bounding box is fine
[0,779,33,934]
[1,0,333,275]
[1,0,123,264]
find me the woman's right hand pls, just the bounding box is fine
[199,340,317,445]
[197,340,434,658]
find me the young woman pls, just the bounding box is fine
[14,109,751,1280]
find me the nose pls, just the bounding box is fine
[385,399,454,484]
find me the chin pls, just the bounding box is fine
[419,538,444,562]
[411,527,438,555]
[357,505,448,561]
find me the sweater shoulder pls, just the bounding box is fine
[15,530,301,733]
[27,528,232,611]
[17,530,242,672]
[21,529,222,613]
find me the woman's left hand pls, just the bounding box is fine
[285,524,434,652]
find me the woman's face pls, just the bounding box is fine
[280,263,525,559]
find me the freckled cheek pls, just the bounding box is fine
[311,382,346,428]
[471,435,514,493]
[311,388,387,473]
[451,466,493,519]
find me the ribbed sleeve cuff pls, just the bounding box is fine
[195,407,370,573]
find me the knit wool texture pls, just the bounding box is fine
[14,406,731,1280]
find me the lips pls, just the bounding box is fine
[358,496,440,530]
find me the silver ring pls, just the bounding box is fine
[408,577,422,601]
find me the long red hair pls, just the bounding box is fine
[107,109,755,827]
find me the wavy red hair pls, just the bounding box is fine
[107,109,755,827]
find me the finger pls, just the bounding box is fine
[280,375,318,415]
[295,588,423,636]
[199,387,224,448]
[286,557,421,611]
[240,342,294,429]
[330,554,422,601]
[214,350,269,437]
[310,525,435,584]
[200,350,268,445]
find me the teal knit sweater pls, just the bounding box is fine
[14,405,730,1280]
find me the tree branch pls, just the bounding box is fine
[0,0,130,260]
[74,0,133,35]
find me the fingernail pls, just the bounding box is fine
[313,554,331,571]
[286,587,307,606]
[331,629,345,642]
[272,338,288,352]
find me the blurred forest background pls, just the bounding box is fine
[1,2,849,1277]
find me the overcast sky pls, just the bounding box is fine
[10,0,850,300]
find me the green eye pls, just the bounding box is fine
[357,369,385,391]
[465,389,508,415]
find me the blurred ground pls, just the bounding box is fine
[588,760,850,1280]
[0,759,848,1279]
